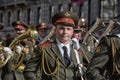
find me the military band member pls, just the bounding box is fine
[23,11,86,80]
[77,18,88,43]
[72,26,91,68]
[36,22,49,45]
[12,21,28,35]
[1,21,33,80]
[72,25,82,42]
[86,32,120,79]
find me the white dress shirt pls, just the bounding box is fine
[56,39,71,57]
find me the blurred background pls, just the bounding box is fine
[0,0,119,37]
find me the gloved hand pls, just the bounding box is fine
[72,38,80,50]
[3,47,13,56]
[15,45,22,54]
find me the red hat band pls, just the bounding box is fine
[15,25,26,29]
[38,26,48,29]
[54,18,75,26]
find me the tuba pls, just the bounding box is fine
[83,18,105,44]
[82,18,106,53]
[9,25,38,70]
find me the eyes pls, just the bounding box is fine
[15,28,25,31]
[38,29,47,32]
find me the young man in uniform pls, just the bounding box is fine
[1,21,33,80]
[77,18,88,43]
[36,22,49,45]
[23,11,86,80]
[72,25,91,69]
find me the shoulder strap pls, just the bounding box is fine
[80,46,90,64]
[74,49,85,80]
[74,49,84,72]
[74,49,81,64]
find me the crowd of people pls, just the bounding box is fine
[0,11,120,80]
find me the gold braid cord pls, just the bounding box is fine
[111,38,120,75]
[80,46,90,64]
[41,47,60,79]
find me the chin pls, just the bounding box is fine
[61,39,69,43]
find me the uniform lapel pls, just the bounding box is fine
[51,41,65,66]
[71,48,77,62]
[67,47,77,68]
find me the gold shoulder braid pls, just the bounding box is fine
[41,47,60,79]
[111,37,120,76]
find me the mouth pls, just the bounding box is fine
[62,35,68,38]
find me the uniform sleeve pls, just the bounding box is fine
[23,46,42,80]
[86,36,111,80]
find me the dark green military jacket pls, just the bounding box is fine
[23,40,84,80]
[86,35,120,80]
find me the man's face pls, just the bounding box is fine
[72,32,82,40]
[14,25,26,35]
[55,24,74,44]
[38,29,47,38]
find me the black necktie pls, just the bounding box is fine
[63,46,70,66]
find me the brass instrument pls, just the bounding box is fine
[99,20,115,41]
[109,20,120,35]
[82,18,106,52]
[9,26,38,48]
[83,18,105,44]
[41,26,55,44]
[0,37,13,68]
[0,46,11,68]
[9,26,38,70]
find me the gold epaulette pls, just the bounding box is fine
[40,42,52,47]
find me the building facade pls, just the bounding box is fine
[0,0,120,37]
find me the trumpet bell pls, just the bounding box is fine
[12,52,25,70]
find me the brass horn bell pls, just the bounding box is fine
[9,25,38,70]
